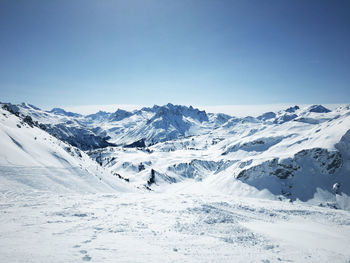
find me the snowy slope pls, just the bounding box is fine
[0,105,130,193]
[89,104,350,204]
[2,102,350,203]
[1,102,350,262]
[1,187,350,263]
[3,103,114,150]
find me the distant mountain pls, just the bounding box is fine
[99,103,232,145]
[110,109,133,121]
[308,104,331,113]
[85,111,112,122]
[1,101,350,204]
[256,104,332,124]
[9,102,234,147]
[87,103,350,203]
[49,107,83,117]
[3,103,114,150]
[4,102,337,149]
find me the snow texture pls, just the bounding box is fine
[1,102,350,262]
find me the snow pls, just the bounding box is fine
[0,107,131,193]
[243,218,350,256]
[1,186,350,262]
[62,103,345,117]
[1,102,350,262]
[78,103,350,204]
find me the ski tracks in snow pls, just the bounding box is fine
[1,191,350,262]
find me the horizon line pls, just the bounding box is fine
[61,103,348,117]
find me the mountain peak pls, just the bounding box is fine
[307,105,331,113]
[257,111,276,121]
[110,109,133,121]
[152,103,208,122]
[49,108,82,117]
[85,111,111,120]
[285,105,300,113]
[20,102,41,111]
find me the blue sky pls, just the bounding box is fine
[0,0,349,108]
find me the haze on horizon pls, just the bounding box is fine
[1,0,350,108]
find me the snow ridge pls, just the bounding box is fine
[1,102,350,204]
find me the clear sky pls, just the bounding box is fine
[1,0,349,108]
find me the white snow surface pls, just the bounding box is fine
[1,103,350,262]
[86,104,350,203]
[1,184,350,262]
[0,107,131,194]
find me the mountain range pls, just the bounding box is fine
[1,101,350,205]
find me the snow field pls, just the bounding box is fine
[1,186,350,263]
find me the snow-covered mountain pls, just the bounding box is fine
[2,103,115,150]
[2,101,350,262]
[97,103,231,146]
[3,102,231,148]
[0,103,130,193]
[1,101,350,204]
[85,104,350,204]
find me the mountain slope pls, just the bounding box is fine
[3,101,350,204]
[89,104,350,204]
[3,103,114,150]
[8,102,232,147]
[0,105,130,193]
[84,103,232,146]
[1,103,350,262]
